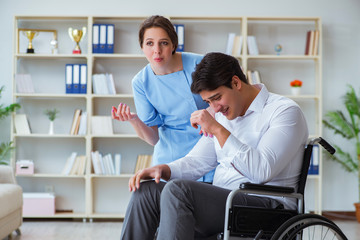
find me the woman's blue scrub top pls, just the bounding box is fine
[132,52,208,166]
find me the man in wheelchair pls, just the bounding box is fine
[120,52,309,240]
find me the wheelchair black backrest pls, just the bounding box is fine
[297,144,313,196]
[298,137,336,196]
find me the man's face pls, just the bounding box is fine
[200,78,243,120]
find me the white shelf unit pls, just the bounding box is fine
[242,17,323,213]
[11,16,322,219]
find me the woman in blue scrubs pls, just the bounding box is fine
[112,15,214,182]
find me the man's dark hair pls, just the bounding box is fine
[139,15,178,54]
[191,52,248,94]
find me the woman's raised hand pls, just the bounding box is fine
[112,103,138,122]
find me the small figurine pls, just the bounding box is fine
[274,44,282,55]
[50,39,58,54]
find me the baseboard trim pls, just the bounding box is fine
[320,211,356,221]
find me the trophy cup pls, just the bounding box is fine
[68,27,86,54]
[23,31,39,53]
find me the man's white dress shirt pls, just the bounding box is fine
[168,84,309,209]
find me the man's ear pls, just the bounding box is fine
[232,76,242,90]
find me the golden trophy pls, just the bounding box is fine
[23,31,39,53]
[68,27,86,54]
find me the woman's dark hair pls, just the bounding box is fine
[191,52,248,94]
[139,15,178,54]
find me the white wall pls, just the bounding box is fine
[1,0,359,211]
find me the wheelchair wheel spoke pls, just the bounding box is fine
[271,214,348,240]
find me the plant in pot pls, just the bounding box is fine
[290,79,302,95]
[44,108,60,135]
[323,85,360,222]
[0,86,21,165]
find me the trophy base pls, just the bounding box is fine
[26,48,35,54]
[72,49,81,54]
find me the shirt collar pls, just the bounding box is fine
[244,83,269,115]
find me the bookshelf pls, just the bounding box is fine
[11,16,322,219]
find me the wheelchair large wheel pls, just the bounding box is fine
[271,214,347,240]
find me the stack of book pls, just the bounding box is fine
[247,36,259,55]
[247,70,261,85]
[15,74,35,93]
[92,24,115,54]
[134,155,152,173]
[91,151,121,175]
[305,30,320,56]
[14,114,31,134]
[92,73,116,95]
[225,33,243,56]
[69,109,87,135]
[91,116,113,135]
[61,152,87,175]
[65,64,87,94]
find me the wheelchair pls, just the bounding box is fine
[220,137,348,240]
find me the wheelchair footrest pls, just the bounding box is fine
[229,206,297,239]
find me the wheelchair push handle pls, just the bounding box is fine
[310,137,336,155]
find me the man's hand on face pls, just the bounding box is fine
[190,109,220,137]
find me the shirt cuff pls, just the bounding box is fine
[167,162,182,180]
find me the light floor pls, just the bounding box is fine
[5,219,359,240]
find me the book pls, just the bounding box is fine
[247,70,253,84]
[247,36,259,55]
[312,30,320,55]
[106,73,116,95]
[104,154,115,175]
[174,24,185,52]
[62,152,77,175]
[232,35,243,56]
[309,145,319,175]
[134,155,143,173]
[92,74,108,95]
[92,24,100,53]
[15,74,35,93]
[92,74,100,94]
[80,64,87,94]
[114,154,121,175]
[308,31,315,56]
[76,155,87,175]
[247,70,261,85]
[225,33,236,55]
[70,109,82,135]
[98,152,106,174]
[106,24,115,54]
[91,116,113,135]
[99,24,107,54]
[304,30,311,55]
[72,64,80,93]
[134,154,152,173]
[91,151,102,175]
[102,154,110,175]
[252,70,261,84]
[92,73,116,95]
[69,156,81,175]
[65,64,73,94]
[74,112,82,135]
[77,111,87,135]
[14,114,31,134]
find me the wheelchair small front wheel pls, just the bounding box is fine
[271,214,348,240]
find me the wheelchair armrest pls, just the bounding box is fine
[240,182,295,194]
